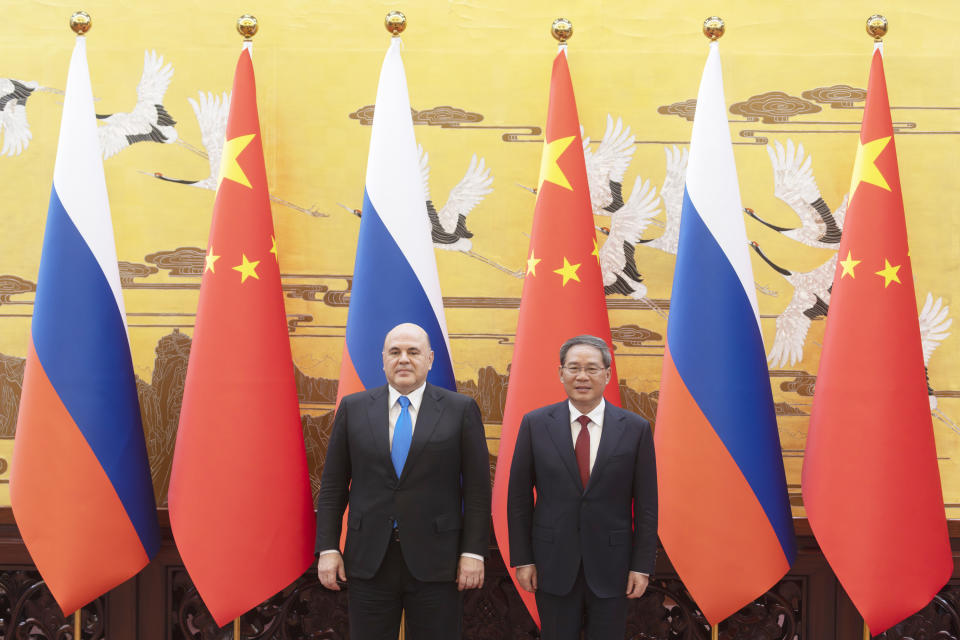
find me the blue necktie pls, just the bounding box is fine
[392,396,412,476]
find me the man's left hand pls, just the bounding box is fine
[626,572,649,599]
[456,556,484,591]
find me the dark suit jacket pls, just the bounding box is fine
[507,401,657,598]
[315,383,491,582]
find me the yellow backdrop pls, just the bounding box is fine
[0,0,957,516]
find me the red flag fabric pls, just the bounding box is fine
[167,46,315,627]
[491,47,621,626]
[801,47,951,635]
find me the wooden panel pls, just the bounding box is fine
[0,510,957,639]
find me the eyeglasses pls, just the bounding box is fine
[561,365,608,376]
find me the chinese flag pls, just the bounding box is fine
[802,47,951,635]
[491,47,621,626]
[167,46,315,626]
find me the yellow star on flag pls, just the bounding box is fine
[553,256,581,286]
[233,253,261,283]
[526,251,541,277]
[204,246,220,273]
[875,258,901,288]
[538,135,575,191]
[218,133,256,189]
[592,238,600,263]
[839,251,861,279]
[848,136,891,203]
[270,235,279,261]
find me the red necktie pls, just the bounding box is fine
[575,415,591,491]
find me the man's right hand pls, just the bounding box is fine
[516,565,538,593]
[317,552,346,591]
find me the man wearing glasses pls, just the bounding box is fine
[506,334,658,640]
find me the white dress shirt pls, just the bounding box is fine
[569,398,605,472]
[388,382,427,448]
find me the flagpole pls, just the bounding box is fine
[857,20,882,640]
[857,17,889,640]
[225,16,257,637]
[858,27,887,614]
[232,19,256,640]
[381,6,407,631]
[703,17,731,639]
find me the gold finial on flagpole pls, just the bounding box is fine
[70,11,91,35]
[385,11,407,37]
[703,16,725,41]
[551,18,573,44]
[237,14,258,40]
[866,14,887,41]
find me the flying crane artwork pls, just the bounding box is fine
[582,115,687,317]
[0,78,64,157]
[416,146,522,278]
[97,50,178,159]
[1,59,955,441]
[146,89,327,218]
[746,140,955,433]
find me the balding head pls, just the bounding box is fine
[382,323,434,394]
[383,322,431,352]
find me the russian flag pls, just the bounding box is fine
[10,35,160,615]
[338,38,456,396]
[654,41,795,624]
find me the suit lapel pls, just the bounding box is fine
[399,383,443,482]
[545,402,583,492]
[365,385,395,481]
[585,403,626,494]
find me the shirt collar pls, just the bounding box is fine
[569,398,605,426]
[389,382,427,411]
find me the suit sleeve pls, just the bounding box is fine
[506,415,535,567]
[459,398,491,558]
[314,400,351,554]
[631,418,658,574]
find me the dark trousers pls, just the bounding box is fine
[348,536,462,640]
[534,566,628,640]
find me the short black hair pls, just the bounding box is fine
[559,335,611,368]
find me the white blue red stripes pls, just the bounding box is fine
[669,188,795,558]
[342,38,455,392]
[31,188,159,553]
[52,38,127,318]
[655,41,794,624]
[11,36,159,614]
[684,44,761,319]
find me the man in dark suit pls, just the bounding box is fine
[507,334,658,640]
[315,322,491,639]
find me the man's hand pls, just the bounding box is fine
[626,572,649,599]
[456,556,484,591]
[317,552,346,591]
[516,565,538,593]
